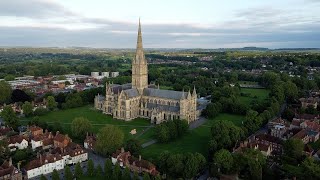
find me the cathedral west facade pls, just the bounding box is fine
[94,20,198,124]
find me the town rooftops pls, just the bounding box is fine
[8,135,27,144]
[24,154,62,171]
[255,134,283,144]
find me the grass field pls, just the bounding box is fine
[141,113,245,160]
[239,88,269,106]
[24,106,151,140]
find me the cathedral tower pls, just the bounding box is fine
[132,19,148,94]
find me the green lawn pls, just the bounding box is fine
[207,113,245,127]
[141,113,245,160]
[239,88,269,106]
[141,126,211,161]
[23,106,151,140]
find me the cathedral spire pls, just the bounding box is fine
[137,17,143,50]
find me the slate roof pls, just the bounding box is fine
[143,88,187,100]
[146,103,180,112]
[123,88,139,98]
[110,83,132,93]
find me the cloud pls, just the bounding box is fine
[0,0,74,18]
[0,0,319,48]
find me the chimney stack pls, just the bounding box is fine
[139,155,141,161]
[121,147,124,153]
[9,157,12,166]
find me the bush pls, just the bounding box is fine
[33,107,49,116]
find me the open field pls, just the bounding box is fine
[24,106,151,140]
[239,88,269,106]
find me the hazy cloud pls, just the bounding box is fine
[0,0,319,48]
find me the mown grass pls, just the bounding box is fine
[23,105,151,140]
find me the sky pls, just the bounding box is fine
[0,0,319,49]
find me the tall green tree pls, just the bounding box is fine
[95,164,103,177]
[64,166,73,180]
[112,163,121,180]
[52,169,60,180]
[74,162,83,178]
[213,149,234,174]
[121,167,131,180]
[22,101,33,117]
[104,159,113,179]
[0,81,12,104]
[71,117,92,140]
[143,172,151,180]
[283,138,304,163]
[95,125,124,156]
[132,171,139,180]
[40,174,47,180]
[47,96,57,110]
[1,106,19,129]
[125,139,142,156]
[87,159,95,176]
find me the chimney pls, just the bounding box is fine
[139,155,141,161]
[121,147,124,153]
[56,131,59,135]
[17,162,21,170]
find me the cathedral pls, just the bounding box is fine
[94,20,198,124]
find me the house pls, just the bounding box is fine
[53,132,71,149]
[84,133,96,151]
[233,140,273,156]
[29,126,43,136]
[270,125,287,139]
[291,129,309,144]
[52,142,88,165]
[31,131,54,150]
[253,134,283,155]
[299,97,319,109]
[0,159,22,180]
[300,120,320,132]
[8,135,28,152]
[111,148,159,176]
[24,154,64,179]
[313,149,320,160]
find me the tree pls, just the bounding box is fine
[71,117,92,140]
[52,169,60,180]
[104,159,113,179]
[213,149,234,174]
[12,149,27,163]
[0,81,12,104]
[11,89,30,103]
[112,163,121,180]
[301,157,320,180]
[143,172,151,180]
[95,164,103,177]
[47,96,57,110]
[22,101,33,117]
[1,106,19,129]
[87,159,95,176]
[64,166,73,180]
[40,174,47,180]
[62,93,83,109]
[284,81,298,102]
[155,124,170,143]
[244,110,262,134]
[283,139,304,162]
[74,162,83,178]
[0,140,10,161]
[122,167,131,180]
[4,75,15,81]
[133,171,139,180]
[95,125,124,156]
[125,139,142,156]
